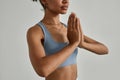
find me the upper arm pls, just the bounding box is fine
[26,25,46,68]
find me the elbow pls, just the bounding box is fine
[30,57,51,77]
[104,48,109,54]
[102,45,109,55]
[36,72,48,77]
[97,51,108,55]
[34,66,50,77]
[97,47,109,55]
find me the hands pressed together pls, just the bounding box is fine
[67,13,84,47]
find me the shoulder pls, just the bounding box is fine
[26,24,44,40]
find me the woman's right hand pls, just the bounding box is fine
[67,13,82,46]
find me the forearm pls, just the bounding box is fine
[79,35,109,55]
[81,42,108,55]
[38,43,78,77]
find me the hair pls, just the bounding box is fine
[33,0,45,9]
[33,0,37,1]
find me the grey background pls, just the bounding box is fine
[0,0,120,80]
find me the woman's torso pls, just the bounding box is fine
[37,21,78,80]
[46,64,77,80]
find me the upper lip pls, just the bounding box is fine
[61,5,68,8]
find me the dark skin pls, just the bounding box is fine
[27,0,109,80]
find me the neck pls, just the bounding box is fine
[42,9,61,25]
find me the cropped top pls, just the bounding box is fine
[37,21,78,68]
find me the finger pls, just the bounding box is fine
[77,18,82,32]
[71,13,76,30]
[76,18,80,32]
[68,13,75,31]
[78,18,84,40]
[79,19,83,34]
[73,14,76,30]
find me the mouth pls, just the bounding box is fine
[61,6,68,10]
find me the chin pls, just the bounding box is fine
[60,11,67,14]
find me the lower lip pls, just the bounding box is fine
[61,7,68,10]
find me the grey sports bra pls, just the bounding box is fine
[37,21,78,68]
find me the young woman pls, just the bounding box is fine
[26,0,109,80]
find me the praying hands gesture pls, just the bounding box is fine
[67,13,83,47]
[67,13,108,55]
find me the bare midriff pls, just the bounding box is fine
[46,64,77,80]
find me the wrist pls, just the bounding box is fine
[68,42,79,48]
[78,41,85,48]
